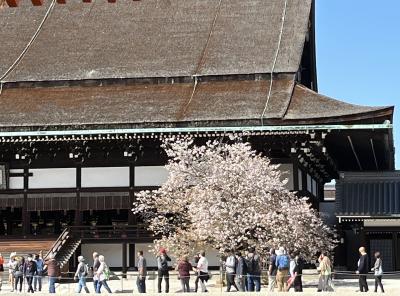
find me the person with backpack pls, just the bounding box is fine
[245,247,261,292]
[44,253,60,294]
[156,248,171,293]
[34,252,44,292]
[25,254,37,293]
[225,250,239,292]
[275,247,290,292]
[74,256,90,293]
[95,255,112,293]
[14,256,25,293]
[234,251,246,292]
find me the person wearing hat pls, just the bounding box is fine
[156,247,171,293]
[7,252,17,292]
[74,256,90,293]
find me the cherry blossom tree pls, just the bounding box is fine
[133,136,336,259]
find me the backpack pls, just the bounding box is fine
[103,264,110,280]
[36,259,44,272]
[278,255,289,270]
[80,263,89,276]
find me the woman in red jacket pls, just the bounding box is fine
[177,256,193,292]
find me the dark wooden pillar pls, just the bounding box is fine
[74,164,82,226]
[129,243,135,268]
[122,242,128,277]
[128,162,136,225]
[22,166,30,236]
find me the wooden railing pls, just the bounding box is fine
[68,225,155,241]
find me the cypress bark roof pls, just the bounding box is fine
[0,0,393,132]
[0,80,392,131]
[0,0,311,82]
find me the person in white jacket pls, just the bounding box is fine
[95,255,112,293]
[7,252,17,292]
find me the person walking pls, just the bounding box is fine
[0,253,3,291]
[0,253,4,272]
[74,256,90,293]
[136,251,147,293]
[14,256,25,293]
[25,254,37,293]
[193,253,200,293]
[290,253,303,292]
[177,256,192,292]
[44,253,60,294]
[268,248,277,292]
[8,252,17,292]
[95,255,112,293]
[275,247,290,292]
[318,252,332,292]
[157,248,171,293]
[225,250,239,292]
[356,247,369,292]
[196,251,209,292]
[245,247,261,292]
[92,252,101,292]
[235,251,246,292]
[371,251,384,293]
[33,252,44,292]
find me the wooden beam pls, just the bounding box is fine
[5,0,20,7]
[31,0,44,6]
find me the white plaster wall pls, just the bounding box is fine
[298,169,303,191]
[278,163,294,190]
[29,168,76,189]
[135,166,168,187]
[133,244,221,268]
[9,169,23,189]
[82,167,129,188]
[80,243,123,268]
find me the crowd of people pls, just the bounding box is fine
[0,246,386,293]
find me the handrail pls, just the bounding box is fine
[43,227,69,261]
[67,225,156,240]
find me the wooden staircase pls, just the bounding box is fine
[44,228,81,268]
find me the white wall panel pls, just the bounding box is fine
[81,243,123,268]
[82,167,129,188]
[135,166,168,187]
[134,244,220,268]
[9,169,23,189]
[29,168,76,189]
[278,163,294,190]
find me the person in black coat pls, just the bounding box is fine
[25,254,37,293]
[356,247,369,292]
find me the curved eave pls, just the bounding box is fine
[283,84,394,125]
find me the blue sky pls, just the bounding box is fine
[316,0,400,169]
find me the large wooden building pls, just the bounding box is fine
[0,0,395,269]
